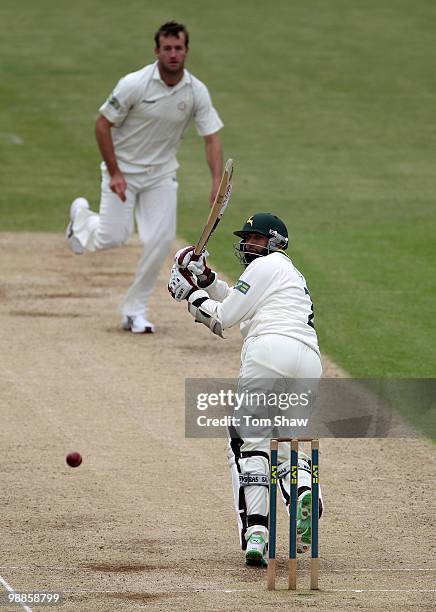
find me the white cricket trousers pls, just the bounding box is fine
[73,167,178,316]
[227,334,323,548]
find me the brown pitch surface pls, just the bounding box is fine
[0,233,434,611]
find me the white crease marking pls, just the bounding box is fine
[0,574,33,611]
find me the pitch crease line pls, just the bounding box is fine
[59,587,436,595]
[332,568,435,572]
[0,574,33,612]
[0,565,433,573]
[332,588,436,593]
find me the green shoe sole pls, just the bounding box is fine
[245,550,268,567]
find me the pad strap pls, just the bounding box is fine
[247,514,268,528]
[239,473,269,487]
[278,460,290,479]
[278,457,311,480]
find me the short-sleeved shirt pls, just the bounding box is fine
[99,61,223,175]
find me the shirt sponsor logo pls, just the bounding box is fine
[177,101,187,111]
[108,95,121,110]
[235,280,250,295]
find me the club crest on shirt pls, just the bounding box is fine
[178,101,187,111]
[108,95,121,110]
[235,280,251,295]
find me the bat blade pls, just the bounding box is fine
[194,158,233,256]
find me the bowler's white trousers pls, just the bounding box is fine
[227,334,323,548]
[73,166,178,317]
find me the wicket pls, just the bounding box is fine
[267,438,319,591]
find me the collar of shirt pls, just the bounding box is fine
[151,61,192,93]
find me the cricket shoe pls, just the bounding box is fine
[122,314,155,334]
[245,532,267,567]
[66,197,89,254]
[297,490,312,553]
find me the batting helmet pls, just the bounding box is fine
[233,212,288,265]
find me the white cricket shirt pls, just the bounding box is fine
[197,252,320,356]
[99,62,223,174]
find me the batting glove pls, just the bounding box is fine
[195,265,215,288]
[174,246,215,288]
[174,246,208,272]
[168,264,199,302]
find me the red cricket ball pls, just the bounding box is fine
[66,451,82,468]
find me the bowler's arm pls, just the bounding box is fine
[95,114,127,202]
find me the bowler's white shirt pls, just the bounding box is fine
[99,62,223,175]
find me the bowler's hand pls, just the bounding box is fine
[110,171,127,202]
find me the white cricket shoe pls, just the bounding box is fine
[245,532,267,567]
[66,197,89,254]
[122,314,155,334]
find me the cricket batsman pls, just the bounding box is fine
[168,212,324,566]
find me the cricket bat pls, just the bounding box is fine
[194,158,233,256]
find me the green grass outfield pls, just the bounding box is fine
[1,0,435,381]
